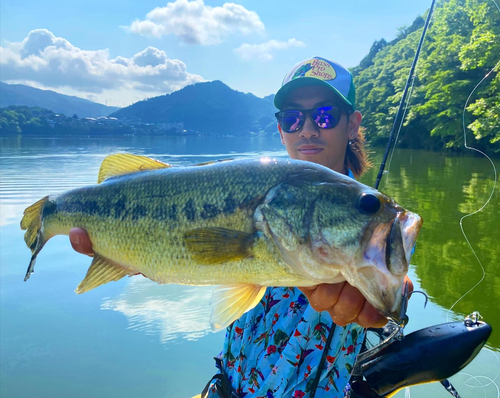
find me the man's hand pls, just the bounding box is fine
[69,228,94,256]
[299,276,413,328]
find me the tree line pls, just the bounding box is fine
[353,0,499,153]
[0,106,134,136]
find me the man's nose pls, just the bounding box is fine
[299,115,319,138]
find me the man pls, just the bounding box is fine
[69,57,412,397]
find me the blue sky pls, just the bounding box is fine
[0,0,431,107]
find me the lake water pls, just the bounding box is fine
[1,135,499,398]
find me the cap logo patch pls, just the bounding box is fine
[291,59,337,81]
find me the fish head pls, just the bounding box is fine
[258,169,422,323]
[307,180,423,322]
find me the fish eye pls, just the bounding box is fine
[358,193,381,214]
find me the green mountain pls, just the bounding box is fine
[0,82,119,118]
[111,80,278,136]
[353,0,500,153]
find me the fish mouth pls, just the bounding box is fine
[359,210,423,320]
[386,211,423,318]
[386,211,423,274]
[398,211,422,264]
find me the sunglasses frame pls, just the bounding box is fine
[275,105,349,133]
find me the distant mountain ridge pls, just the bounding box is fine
[111,80,278,136]
[0,82,119,118]
[263,94,275,105]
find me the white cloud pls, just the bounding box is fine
[0,29,205,106]
[234,38,306,61]
[126,0,264,45]
[101,277,214,343]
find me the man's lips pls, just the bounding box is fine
[298,146,323,155]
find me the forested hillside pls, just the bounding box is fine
[353,0,499,153]
[111,80,277,136]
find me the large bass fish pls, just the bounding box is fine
[21,154,422,330]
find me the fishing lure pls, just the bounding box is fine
[347,287,492,398]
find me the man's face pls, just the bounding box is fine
[278,85,361,173]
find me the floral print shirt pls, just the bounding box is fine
[207,286,365,398]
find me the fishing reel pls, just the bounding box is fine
[347,311,492,398]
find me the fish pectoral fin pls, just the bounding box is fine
[75,254,134,294]
[98,153,171,183]
[210,284,267,331]
[184,227,255,265]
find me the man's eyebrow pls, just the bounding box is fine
[282,101,303,109]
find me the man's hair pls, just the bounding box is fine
[345,126,372,178]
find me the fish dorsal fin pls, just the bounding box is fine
[184,227,255,265]
[210,284,267,331]
[98,153,171,183]
[75,254,135,293]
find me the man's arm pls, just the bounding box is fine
[69,228,412,328]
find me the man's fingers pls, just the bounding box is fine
[298,283,343,312]
[356,300,388,328]
[299,283,385,327]
[69,228,94,257]
[330,283,365,326]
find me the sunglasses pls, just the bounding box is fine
[275,106,346,133]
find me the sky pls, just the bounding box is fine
[0,0,432,107]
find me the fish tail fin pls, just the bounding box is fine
[21,196,50,281]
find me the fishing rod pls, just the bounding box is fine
[373,0,437,190]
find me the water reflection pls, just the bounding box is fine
[101,276,215,343]
[2,136,500,398]
[360,150,500,350]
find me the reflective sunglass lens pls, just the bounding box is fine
[278,110,303,132]
[312,107,340,129]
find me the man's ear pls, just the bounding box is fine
[348,111,362,140]
[278,123,285,144]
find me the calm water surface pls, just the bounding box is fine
[1,136,499,397]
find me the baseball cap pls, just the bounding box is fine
[274,56,356,111]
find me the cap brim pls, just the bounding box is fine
[274,77,353,110]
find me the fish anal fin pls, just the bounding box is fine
[210,284,267,331]
[184,227,255,265]
[76,254,134,294]
[98,153,171,183]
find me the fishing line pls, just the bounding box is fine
[458,372,499,398]
[461,340,500,395]
[445,0,500,321]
